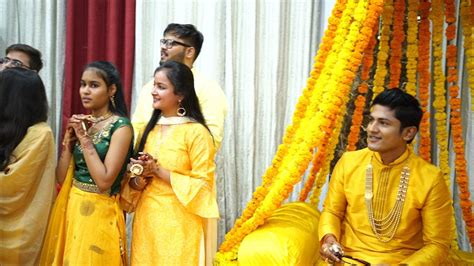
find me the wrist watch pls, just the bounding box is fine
[130,164,144,177]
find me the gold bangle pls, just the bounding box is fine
[130,164,144,176]
[131,176,145,190]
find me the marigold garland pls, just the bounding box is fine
[460,0,474,112]
[296,0,363,207]
[445,0,473,249]
[299,19,378,202]
[309,0,384,207]
[417,0,432,162]
[389,0,406,89]
[431,0,450,197]
[405,0,418,96]
[345,19,378,152]
[373,0,393,96]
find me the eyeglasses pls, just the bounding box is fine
[160,39,192,49]
[0,57,30,69]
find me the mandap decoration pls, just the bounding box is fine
[215,0,473,264]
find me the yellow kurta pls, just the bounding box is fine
[132,69,228,149]
[131,121,219,265]
[319,148,453,264]
[0,122,56,265]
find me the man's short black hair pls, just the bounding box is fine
[371,88,423,134]
[6,44,43,72]
[164,23,204,60]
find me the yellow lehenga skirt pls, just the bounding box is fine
[40,162,126,265]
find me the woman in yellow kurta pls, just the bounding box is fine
[40,61,133,265]
[122,60,219,265]
[0,68,56,265]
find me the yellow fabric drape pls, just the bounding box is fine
[0,122,56,266]
[39,160,74,265]
[238,202,321,266]
[130,122,219,265]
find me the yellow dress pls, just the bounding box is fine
[131,118,219,265]
[319,148,454,264]
[0,122,56,266]
[40,117,131,265]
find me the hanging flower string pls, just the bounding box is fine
[431,0,451,192]
[417,0,432,162]
[346,19,378,152]
[460,0,474,111]
[309,0,384,207]
[299,0,374,201]
[372,0,393,96]
[405,0,418,96]
[445,0,473,249]
[305,13,381,206]
[389,0,406,89]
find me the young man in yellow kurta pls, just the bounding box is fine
[319,88,453,264]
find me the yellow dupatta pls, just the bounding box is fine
[39,160,74,265]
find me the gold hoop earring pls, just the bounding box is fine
[110,95,116,109]
[177,101,186,117]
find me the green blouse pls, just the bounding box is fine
[73,116,132,195]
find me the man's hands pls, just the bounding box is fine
[320,234,343,264]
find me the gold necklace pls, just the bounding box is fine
[365,155,410,242]
[86,113,115,140]
[88,112,113,123]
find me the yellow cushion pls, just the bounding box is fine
[238,202,321,265]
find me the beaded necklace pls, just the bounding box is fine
[365,155,410,242]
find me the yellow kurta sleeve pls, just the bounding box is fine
[0,122,56,265]
[170,125,219,219]
[401,170,453,264]
[318,153,347,242]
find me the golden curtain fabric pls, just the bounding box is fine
[0,122,56,265]
[319,148,453,264]
[130,122,219,265]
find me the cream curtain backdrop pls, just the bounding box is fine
[132,0,327,243]
[0,0,66,145]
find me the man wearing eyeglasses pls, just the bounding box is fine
[132,23,228,150]
[0,44,43,72]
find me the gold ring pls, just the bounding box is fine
[130,163,144,176]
